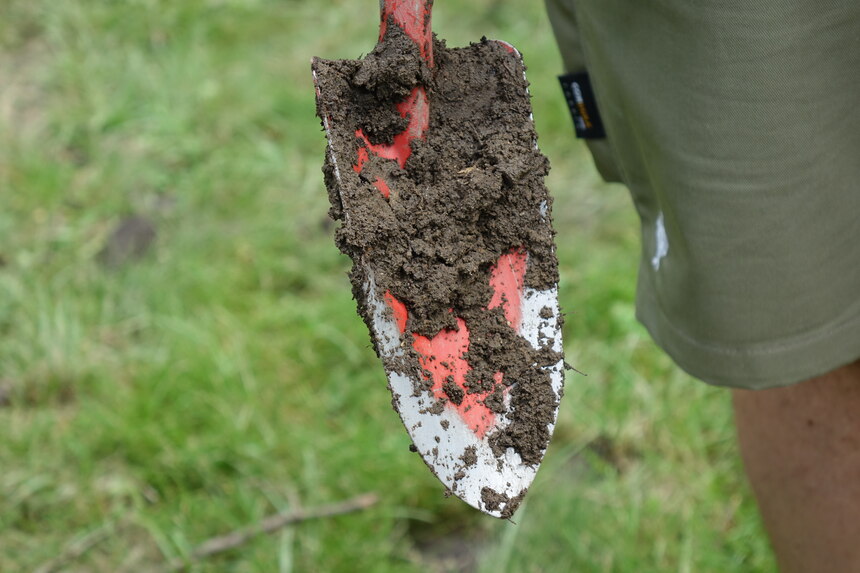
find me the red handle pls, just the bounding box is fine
[379,0,434,67]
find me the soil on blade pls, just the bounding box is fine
[314,27,562,469]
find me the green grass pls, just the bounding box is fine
[0,0,774,571]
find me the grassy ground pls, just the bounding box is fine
[0,0,775,571]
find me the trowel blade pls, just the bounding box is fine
[312,40,564,518]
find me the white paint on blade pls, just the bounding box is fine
[539,200,548,218]
[392,378,534,518]
[362,274,540,518]
[362,275,564,518]
[363,272,402,359]
[521,286,563,353]
[520,286,565,437]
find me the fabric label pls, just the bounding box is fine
[559,72,606,139]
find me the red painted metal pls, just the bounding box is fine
[488,249,527,330]
[352,1,432,189]
[379,0,434,67]
[383,249,527,438]
[353,87,429,171]
[373,177,392,198]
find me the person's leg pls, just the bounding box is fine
[733,359,860,573]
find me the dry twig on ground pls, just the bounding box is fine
[164,492,379,571]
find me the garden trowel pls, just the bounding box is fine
[312,0,565,518]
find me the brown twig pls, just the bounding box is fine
[164,492,379,571]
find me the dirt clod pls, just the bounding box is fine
[460,446,478,467]
[442,380,465,405]
[480,487,526,520]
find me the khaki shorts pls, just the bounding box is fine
[545,0,860,389]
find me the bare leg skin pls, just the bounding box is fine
[733,359,860,573]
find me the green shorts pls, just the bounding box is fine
[545,0,860,389]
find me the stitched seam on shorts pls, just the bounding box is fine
[647,287,860,358]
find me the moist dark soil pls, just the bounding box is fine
[314,25,562,470]
[97,214,157,268]
[481,486,525,520]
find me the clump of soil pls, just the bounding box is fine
[460,446,478,467]
[314,25,562,468]
[481,487,525,520]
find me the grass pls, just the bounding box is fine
[0,0,775,571]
